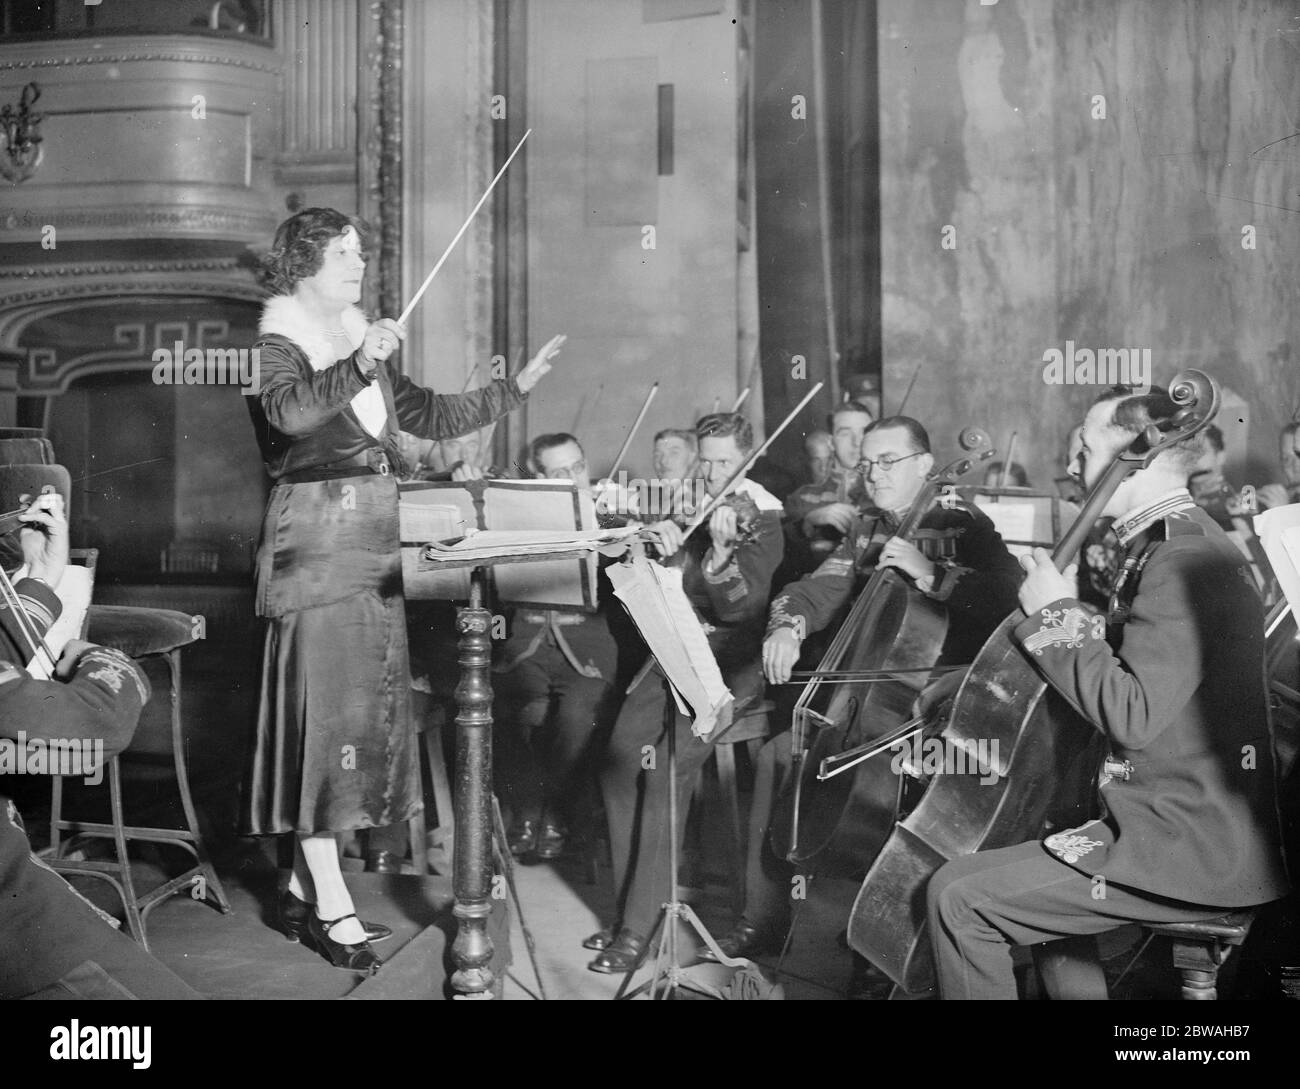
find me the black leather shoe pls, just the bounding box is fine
[280,889,393,944]
[696,920,780,963]
[588,927,648,974]
[582,924,617,951]
[508,820,537,858]
[534,820,566,860]
[307,912,382,975]
[366,849,403,874]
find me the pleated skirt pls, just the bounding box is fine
[241,473,422,835]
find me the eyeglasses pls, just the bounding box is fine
[857,451,924,475]
[544,459,587,480]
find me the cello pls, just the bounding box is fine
[771,428,994,874]
[848,369,1220,993]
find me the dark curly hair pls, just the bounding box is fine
[259,207,371,296]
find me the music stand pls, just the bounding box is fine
[408,478,633,998]
[613,668,749,1000]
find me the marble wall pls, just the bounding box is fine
[879,0,1300,486]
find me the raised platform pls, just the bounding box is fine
[65,849,511,1000]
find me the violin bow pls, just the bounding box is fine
[0,564,57,676]
[606,381,659,480]
[398,129,531,326]
[731,351,762,414]
[680,381,825,542]
[998,430,1018,490]
[895,363,923,416]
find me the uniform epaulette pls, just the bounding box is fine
[1161,509,1209,538]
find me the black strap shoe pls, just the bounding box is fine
[280,889,393,943]
[307,911,382,975]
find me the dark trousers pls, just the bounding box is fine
[600,674,715,935]
[601,667,764,937]
[494,624,614,829]
[926,839,1227,999]
[741,732,797,933]
[6,862,201,1000]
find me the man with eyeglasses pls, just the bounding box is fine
[492,433,617,862]
[698,415,1022,971]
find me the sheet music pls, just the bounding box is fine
[1254,503,1300,618]
[422,526,637,562]
[972,498,1039,548]
[607,557,732,738]
[12,563,93,679]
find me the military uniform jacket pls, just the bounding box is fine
[0,577,151,996]
[1012,502,1290,907]
[768,497,1023,667]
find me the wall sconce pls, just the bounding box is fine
[0,83,45,185]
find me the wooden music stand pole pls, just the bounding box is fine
[449,565,496,998]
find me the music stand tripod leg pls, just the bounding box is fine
[490,794,548,1001]
[615,678,742,1000]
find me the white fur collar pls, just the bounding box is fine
[259,294,369,373]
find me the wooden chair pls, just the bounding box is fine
[1140,912,1257,1000]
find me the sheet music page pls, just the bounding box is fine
[1255,503,1300,617]
[607,558,732,738]
[12,563,92,679]
[972,497,1039,548]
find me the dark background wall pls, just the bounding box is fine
[879,0,1300,485]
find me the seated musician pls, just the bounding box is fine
[926,386,1291,999]
[585,412,785,973]
[1,490,200,999]
[703,415,1022,964]
[649,428,698,517]
[802,429,834,488]
[982,461,1029,488]
[784,402,874,559]
[494,433,618,861]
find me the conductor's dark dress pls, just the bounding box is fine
[242,298,525,835]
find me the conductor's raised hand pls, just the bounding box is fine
[1017,547,1078,615]
[361,318,406,368]
[516,334,566,394]
[19,486,68,590]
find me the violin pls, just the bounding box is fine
[847,370,1220,993]
[770,428,994,873]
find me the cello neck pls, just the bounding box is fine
[1048,370,1220,570]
